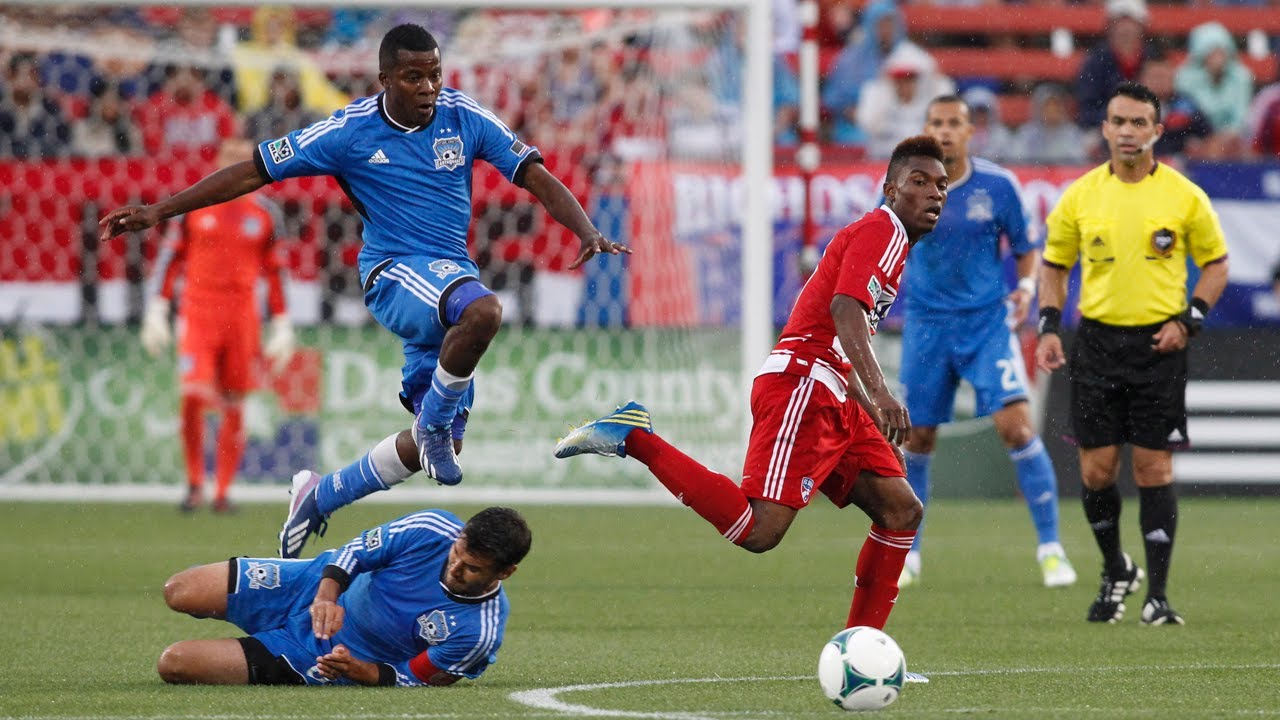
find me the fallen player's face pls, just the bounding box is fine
[443,537,510,596]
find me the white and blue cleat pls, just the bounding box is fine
[279,470,327,559]
[415,419,463,486]
[554,401,652,459]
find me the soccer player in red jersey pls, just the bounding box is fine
[556,136,947,645]
[141,139,295,513]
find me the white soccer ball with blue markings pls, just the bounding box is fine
[817,626,906,711]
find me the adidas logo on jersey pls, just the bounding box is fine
[368,149,390,164]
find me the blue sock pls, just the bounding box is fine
[315,435,413,516]
[417,370,471,429]
[1010,436,1059,545]
[904,450,931,553]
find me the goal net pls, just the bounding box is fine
[0,1,774,502]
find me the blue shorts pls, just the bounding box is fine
[900,303,1030,427]
[225,554,346,685]
[362,256,493,412]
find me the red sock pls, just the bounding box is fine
[214,403,245,503]
[846,524,916,630]
[626,430,755,544]
[179,394,205,491]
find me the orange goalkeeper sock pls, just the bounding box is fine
[180,394,205,491]
[214,404,244,503]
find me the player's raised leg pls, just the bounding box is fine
[992,401,1076,587]
[279,431,419,558]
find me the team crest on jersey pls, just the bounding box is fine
[266,137,294,164]
[244,562,281,590]
[1150,228,1176,257]
[800,477,814,503]
[866,275,883,304]
[362,526,383,551]
[417,609,453,645]
[965,189,994,222]
[428,259,463,279]
[433,135,465,170]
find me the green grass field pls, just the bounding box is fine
[2,498,1278,719]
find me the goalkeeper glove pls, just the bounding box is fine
[140,297,172,357]
[264,314,296,374]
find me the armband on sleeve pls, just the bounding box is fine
[1179,297,1210,337]
[320,565,352,591]
[1037,307,1062,336]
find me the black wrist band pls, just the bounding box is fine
[320,565,352,591]
[1179,297,1210,337]
[1038,307,1062,336]
[377,663,398,687]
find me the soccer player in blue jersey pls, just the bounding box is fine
[156,506,530,686]
[100,24,628,557]
[897,95,1076,589]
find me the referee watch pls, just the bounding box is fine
[1037,306,1062,337]
[1177,297,1212,337]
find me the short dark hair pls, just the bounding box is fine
[1111,80,1161,123]
[886,135,945,182]
[462,507,532,568]
[926,93,967,115]
[379,24,439,73]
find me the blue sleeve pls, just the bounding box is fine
[256,112,349,182]
[427,610,504,679]
[327,510,457,579]
[463,98,540,182]
[1000,176,1039,256]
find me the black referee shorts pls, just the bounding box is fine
[1067,318,1189,451]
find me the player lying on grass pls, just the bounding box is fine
[555,136,947,665]
[157,506,530,686]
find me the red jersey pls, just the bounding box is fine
[759,206,909,397]
[155,195,286,315]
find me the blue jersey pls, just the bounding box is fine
[229,509,510,685]
[900,157,1037,313]
[254,90,541,276]
[328,509,509,682]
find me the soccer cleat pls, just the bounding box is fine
[416,422,463,486]
[279,470,328,559]
[1140,597,1185,626]
[553,401,652,459]
[211,497,238,514]
[179,486,203,513]
[904,671,930,684]
[898,563,920,589]
[1038,545,1078,588]
[1086,553,1144,623]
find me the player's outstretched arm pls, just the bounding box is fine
[99,161,268,240]
[831,294,910,445]
[519,163,631,269]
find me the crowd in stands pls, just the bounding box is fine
[1,0,1279,166]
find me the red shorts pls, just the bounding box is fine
[177,307,261,396]
[741,372,905,510]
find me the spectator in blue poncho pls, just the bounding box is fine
[821,0,905,146]
[1175,21,1254,137]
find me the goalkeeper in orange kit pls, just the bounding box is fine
[141,139,295,513]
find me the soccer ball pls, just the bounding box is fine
[817,626,906,711]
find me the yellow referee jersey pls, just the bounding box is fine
[1044,163,1228,326]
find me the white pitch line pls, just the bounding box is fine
[509,664,1280,719]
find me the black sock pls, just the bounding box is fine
[1139,484,1178,600]
[1082,484,1125,577]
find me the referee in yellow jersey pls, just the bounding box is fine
[1034,82,1229,627]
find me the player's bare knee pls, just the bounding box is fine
[739,529,783,554]
[995,422,1034,449]
[460,295,503,340]
[156,643,193,684]
[163,574,193,612]
[905,427,937,454]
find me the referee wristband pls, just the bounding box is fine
[1037,307,1062,336]
[1178,297,1211,337]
